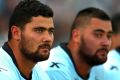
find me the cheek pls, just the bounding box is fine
[51,35,54,42]
[20,32,41,52]
[32,34,44,44]
[85,37,99,54]
[88,39,96,47]
[22,35,39,50]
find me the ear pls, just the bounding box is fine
[72,29,81,42]
[11,26,21,41]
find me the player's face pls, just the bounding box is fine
[79,18,113,66]
[19,16,54,62]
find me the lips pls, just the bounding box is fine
[96,48,109,59]
[98,51,107,59]
[96,48,109,60]
[97,48,109,54]
[39,44,51,50]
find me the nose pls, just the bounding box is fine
[42,31,53,43]
[101,36,111,48]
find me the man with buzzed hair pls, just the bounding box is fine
[45,7,113,80]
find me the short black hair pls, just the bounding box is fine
[112,13,120,34]
[70,7,111,38]
[8,0,53,40]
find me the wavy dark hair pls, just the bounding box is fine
[8,0,53,40]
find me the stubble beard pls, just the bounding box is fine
[78,36,106,66]
[19,35,50,63]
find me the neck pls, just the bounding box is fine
[67,42,92,79]
[74,56,91,79]
[17,56,35,79]
[8,41,36,79]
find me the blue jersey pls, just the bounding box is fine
[103,48,120,80]
[45,43,105,80]
[0,43,50,80]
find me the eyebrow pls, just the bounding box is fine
[94,29,113,34]
[94,29,105,33]
[34,26,54,30]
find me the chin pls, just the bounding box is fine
[41,54,50,60]
[91,58,107,66]
[96,60,106,65]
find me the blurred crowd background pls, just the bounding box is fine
[0,0,120,47]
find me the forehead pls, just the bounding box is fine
[87,18,112,32]
[25,16,54,29]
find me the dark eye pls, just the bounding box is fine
[34,28,45,33]
[95,32,103,38]
[107,33,112,40]
[49,29,54,34]
[48,28,55,34]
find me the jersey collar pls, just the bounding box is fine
[2,42,32,80]
[60,43,89,80]
[116,46,120,54]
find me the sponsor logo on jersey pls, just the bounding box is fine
[110,65,119,70]
[50,62,62,68]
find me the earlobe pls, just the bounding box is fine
[11,26,21,41]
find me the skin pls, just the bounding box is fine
[68,18,113,79]
[8,16,54,79]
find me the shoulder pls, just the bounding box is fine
[0,47,21,80]
[108,49,119,58]
[38,45,69,71]
[38,61,72,80]
[48,45,71,67]
[32,64,50,80]
[0,47,12,72]
[39,45,75,80]
[48,45,74,69]
[102,49,120,80]
[50,45,67,57]
[46,61,74,80]
[103,49,120,70]
[0,47,13,68]
[0,65,21,80]
[90,65,106,80]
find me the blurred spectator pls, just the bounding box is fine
[110,13,120,49]
[0,0,20,46]
[0,0,5,15]
[0,16,7,47]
